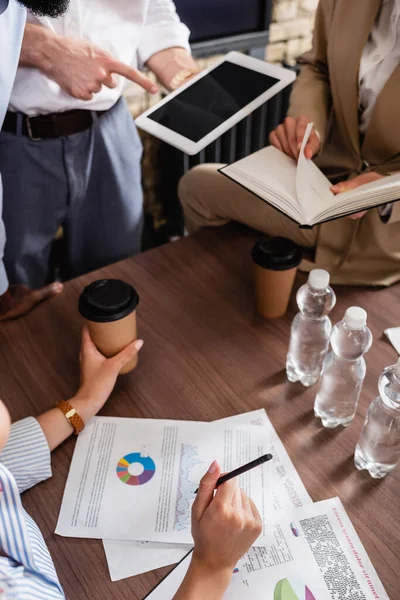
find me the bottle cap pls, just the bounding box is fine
[251,237,302,271]
[308,269,330,290]
[344,306,367,330]
[79,279,139,323]
[394,358,400,377]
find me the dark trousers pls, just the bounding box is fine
[0,98,144,288]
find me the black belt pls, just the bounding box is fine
[2,108,108,141]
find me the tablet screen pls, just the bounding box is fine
[147,62,280,143]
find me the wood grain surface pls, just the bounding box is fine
[0,225,399,600]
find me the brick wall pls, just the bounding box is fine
[267,0,317,64]
[125,0,317,113]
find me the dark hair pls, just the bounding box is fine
[17,0,69,18]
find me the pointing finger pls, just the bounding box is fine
[108,59,158,94]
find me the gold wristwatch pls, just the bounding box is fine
[169,68,199,90]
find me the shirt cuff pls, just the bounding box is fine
[0,417,52,493]
[0,260,9,296]
[137,22,191,68]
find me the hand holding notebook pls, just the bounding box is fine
[220,123,400,228]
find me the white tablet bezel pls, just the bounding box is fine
[135,51,296,156]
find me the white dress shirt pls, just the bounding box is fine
[0,0,26,296]
[0,418,65,598]
[359,0,400,134]
[9,0,190,116]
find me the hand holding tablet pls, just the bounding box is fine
[136,51,296,155]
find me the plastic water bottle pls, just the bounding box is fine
[355,358,400,478]
[314,307,373,428]
[286,269,336,387]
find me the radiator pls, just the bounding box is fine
[153,84,293,239]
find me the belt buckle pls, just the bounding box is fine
[26,117,42,142]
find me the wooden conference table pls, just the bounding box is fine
[0,225,399,600]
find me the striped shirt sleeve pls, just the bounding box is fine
[0,417,52,493]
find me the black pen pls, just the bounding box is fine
[195,453,273,493]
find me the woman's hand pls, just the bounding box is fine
[330,171,385,219]
[173,461,262,600]
[269,115,320,160]
[37,328,143,451]
[73,327,143,421]
[192,461,262,572]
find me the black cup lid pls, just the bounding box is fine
[79,279,139,322]
[252,237,302,271]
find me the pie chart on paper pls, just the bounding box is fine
[274,578,317,600]
[116,453,156,486]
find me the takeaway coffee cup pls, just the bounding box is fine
[79,279,140,374]
[252,237,302,319]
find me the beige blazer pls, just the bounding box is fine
[288,0,400,286]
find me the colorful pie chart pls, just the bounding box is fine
[274,578,317,600]
[116,453,156,486]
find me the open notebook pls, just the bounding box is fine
[220,123,400,228]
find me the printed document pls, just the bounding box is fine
[56,417,273,544]
[144,498,389,600]
[103,409,312,581]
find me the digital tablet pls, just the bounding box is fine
[136,51,296,155]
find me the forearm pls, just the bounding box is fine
[36,394,94,452]
[146,47,197,91]
[173,556,232,600]
[288,65,330,143]
[19,23,58,73]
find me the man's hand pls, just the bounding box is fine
[0,282,63,322]
[331,172,386,219]
[21,25,158,101]
[146,47,198,92]
[269,116,320,160]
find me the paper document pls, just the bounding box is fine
[296,122,334,223]
[56,417,273,544]
[103,540,191,581]
[143,551,252,600]
[144,498,389,600]
[384,326,400,354]
[103,409,312,582]
[240,497,389,599]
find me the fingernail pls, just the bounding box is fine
[208,460,218,474]
[134,339,144,351]
[150,85,158,94]
[52,282,63,293]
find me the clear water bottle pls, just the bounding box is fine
[314,307,373,428]
[286,269,336,387]
[355,358,400,478]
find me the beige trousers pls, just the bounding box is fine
[178,164,318,249]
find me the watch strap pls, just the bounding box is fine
[55,400,85,435]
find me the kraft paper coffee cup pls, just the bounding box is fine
[79,279,140,374]
[252,237,302,319]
